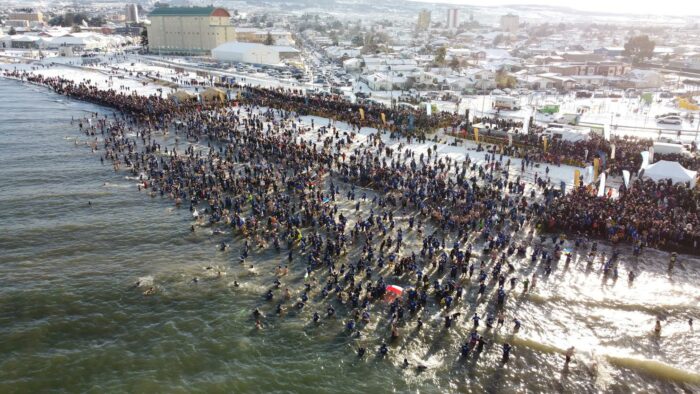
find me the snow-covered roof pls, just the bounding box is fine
[213,42,299,54]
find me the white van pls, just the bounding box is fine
[493,96,520,110]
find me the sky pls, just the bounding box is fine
[411,0,699,16]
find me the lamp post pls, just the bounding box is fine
[388,65,393,109]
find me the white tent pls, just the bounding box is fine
[641,160,697,187]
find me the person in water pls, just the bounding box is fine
[379,343,388,357]
[502,343,512,362]
[565,346,575,364]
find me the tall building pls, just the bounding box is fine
[125,4,140,23]
[446,8,459,29]
[500,14,519,34]
[147,6,237,55]
[417,9,431,31]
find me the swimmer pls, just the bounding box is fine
[379,343,388,357]
[403,358,409,368]
[654,318,662,335]
[391,324,399,339]
[357,347,366,358]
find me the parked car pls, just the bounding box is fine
[656,115,682,125]
[655,112,680,119]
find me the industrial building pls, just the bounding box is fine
[211,42,300,65]
[147,6,236,55]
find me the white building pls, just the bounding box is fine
[363,72,408,91]
[446,8,459,29]
[211,42,300,65]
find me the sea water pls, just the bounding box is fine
[0,78,699,393]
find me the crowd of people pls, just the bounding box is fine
[14,69,578,367]
[542,179,700,251]
[4,67,696,371]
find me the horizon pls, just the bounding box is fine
[409,0,699,17]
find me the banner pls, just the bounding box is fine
[649,147,654,163]
[426,103,432,116]
[508,133,513,147]
[560,181,566,193]
[359,108,365,121]
[593,158,600,180]
[543,136,548,151]
[381,112,386,125]
[622,170,631,188]
[598,151,607,170]
[585,165,594,184]
[604,122,611,141]
[408,114,415,131]
[597,172,606,197]
[640,151,649,170]
[474,127,479,142]
[237,91,241,100]
[611,144,616,160]
[574,169,581,187]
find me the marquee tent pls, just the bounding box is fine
[641,160,697,187]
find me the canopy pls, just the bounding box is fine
[201,87,226,103]
[168,90,195,103]
[641,160,697,187]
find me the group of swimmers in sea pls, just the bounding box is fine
[9,67,694,371]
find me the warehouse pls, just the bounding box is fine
[211,42,299,65]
